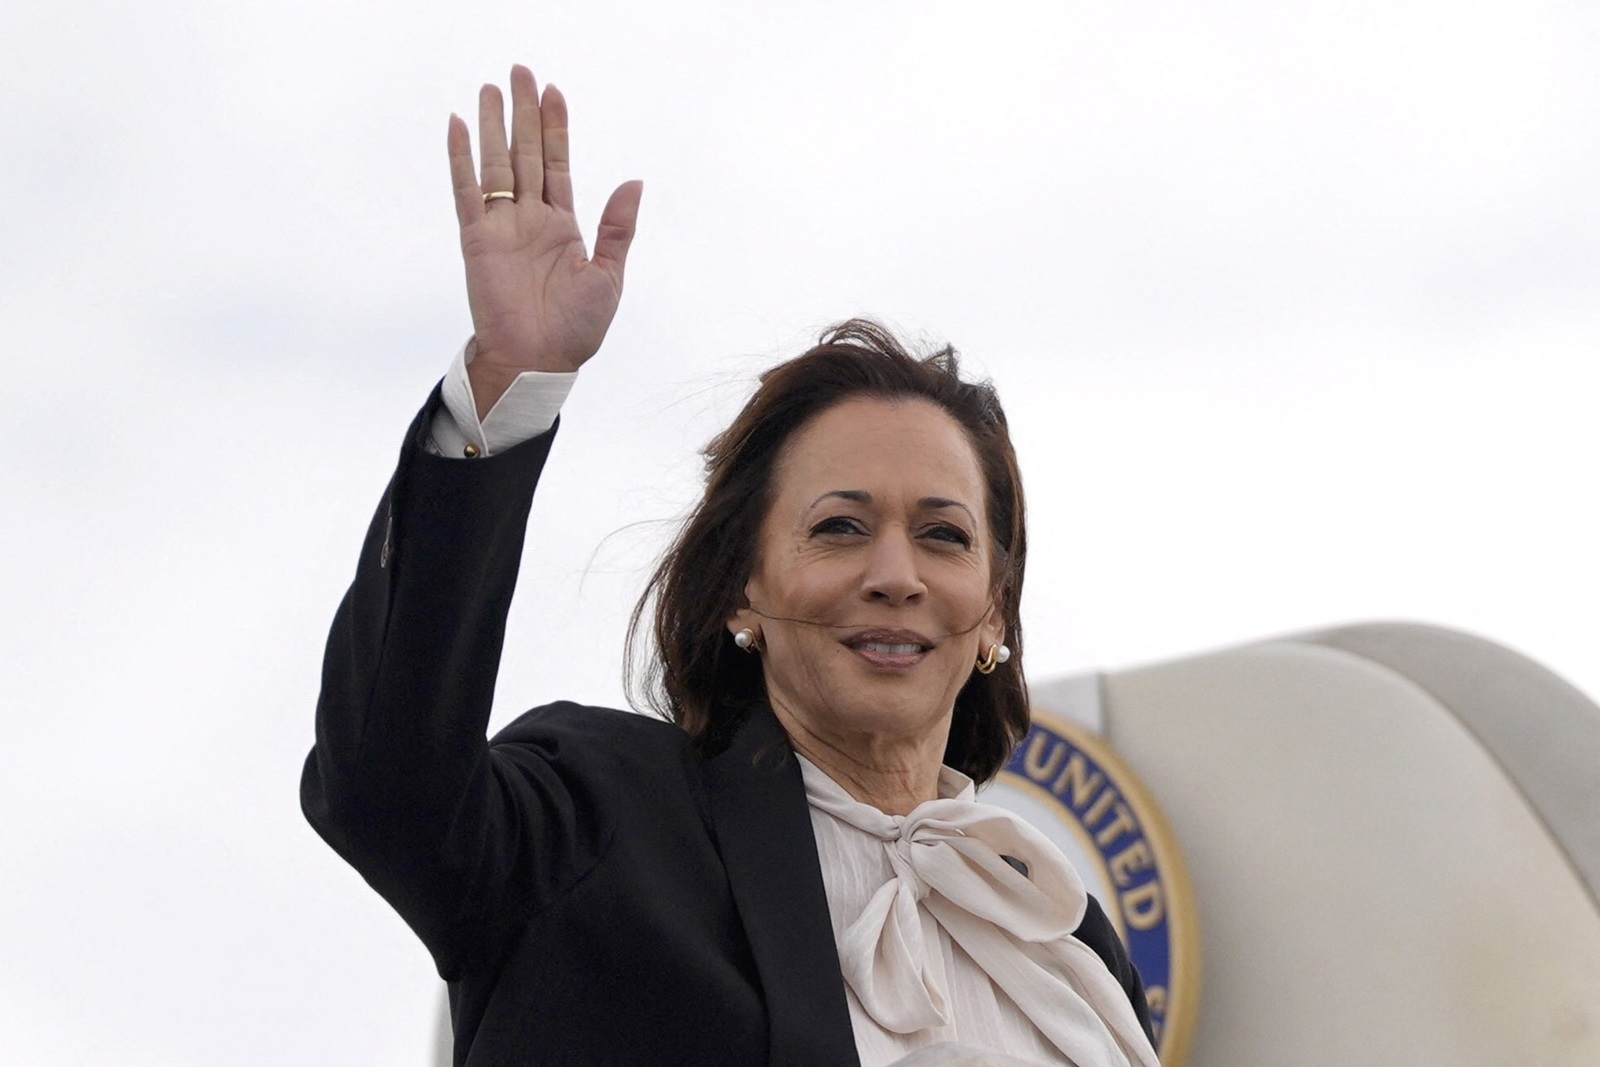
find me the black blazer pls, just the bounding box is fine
[302,396,1153,1066]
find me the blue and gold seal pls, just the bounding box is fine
[985,710,1201,1066]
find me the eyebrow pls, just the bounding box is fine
[808,490,977,523]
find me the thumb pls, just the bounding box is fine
[592,180,643,280]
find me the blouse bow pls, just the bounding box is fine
[800,760,1161,1067]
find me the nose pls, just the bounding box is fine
[860,527,926,605]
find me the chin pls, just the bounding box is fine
[828,686,958,743]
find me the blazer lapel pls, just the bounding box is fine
[703,706,861,1067]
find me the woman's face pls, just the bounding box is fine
[730,395,1004,752]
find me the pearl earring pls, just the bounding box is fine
[733,628,762,653]
[976,643,1011,674]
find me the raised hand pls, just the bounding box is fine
[447,65,643,417]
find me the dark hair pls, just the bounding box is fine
[627,318,1029,782]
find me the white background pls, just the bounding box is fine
[3,2,1597,1063]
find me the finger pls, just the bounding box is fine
[447,114,483,227]
[592,180,643,280]
[508,64,545,204]
[540,84,574,214]
[477,83,515,200]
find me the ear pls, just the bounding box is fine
[728,570,763,637]
[727,578,759,639]
[979,601,1005,655]
[726,606,760,639]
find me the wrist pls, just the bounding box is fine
[466,359,525,422]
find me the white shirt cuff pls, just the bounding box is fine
[429,337,577,458]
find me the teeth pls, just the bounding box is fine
[860,642,923,655]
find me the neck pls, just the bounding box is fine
[770,702,950,816]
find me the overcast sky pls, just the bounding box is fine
[4,2,1597,1063]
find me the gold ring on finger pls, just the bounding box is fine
[483,190,516,203]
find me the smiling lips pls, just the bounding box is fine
[842,629,934,668]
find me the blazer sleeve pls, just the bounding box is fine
[300,390,599,980]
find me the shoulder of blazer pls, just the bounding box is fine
[490,700,688,748]
[488,701,703,794]
[1074,893,1156,1044]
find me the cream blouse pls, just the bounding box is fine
[796,755,1160,1067]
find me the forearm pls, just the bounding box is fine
[301,390,555,861]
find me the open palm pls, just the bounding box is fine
[448,65,642,413]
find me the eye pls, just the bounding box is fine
[923,523,973,548]
[810,516,866,537]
